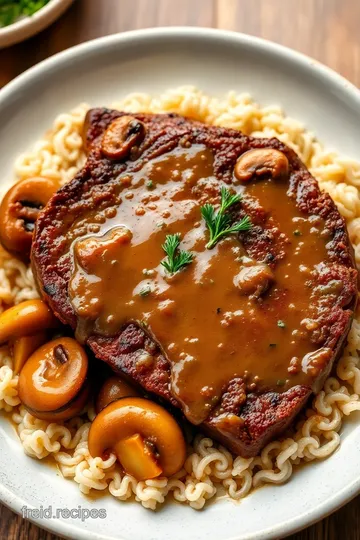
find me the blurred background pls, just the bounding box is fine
[1,0,359,539]
[1,0,360,88]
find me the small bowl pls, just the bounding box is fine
[0,0,74,49]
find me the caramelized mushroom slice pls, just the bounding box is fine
[0,299,58,345]
[0,177,60,259]
[18,337,89,421]
[88,398,186,480]
[234,148,289,183]
[96,376,139,414]
[101,116,146,160]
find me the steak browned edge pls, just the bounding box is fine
[31,108,358,457]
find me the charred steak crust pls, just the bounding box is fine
[32,108,358,457]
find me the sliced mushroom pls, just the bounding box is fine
[18,337,89,421]
[101,116,146,159]
[88,397,186,480]
[95,376,139,414]
[234,148,289,183]
[0,299,58,345]
[0,177,60,259]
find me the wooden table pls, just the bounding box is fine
[1,0,360,538]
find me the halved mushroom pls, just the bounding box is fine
[95,376,139,414]
[234,148,289,183]
[0,176,60,259]
[0,299,58,345]
[101,116,146,160]
[88,397,186,480]
[18,337,90,421]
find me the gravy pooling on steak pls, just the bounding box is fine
[67,142,333,426]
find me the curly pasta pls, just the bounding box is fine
[0,86,359,509]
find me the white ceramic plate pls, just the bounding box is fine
[0,0,74,48]
[1,27,360,540]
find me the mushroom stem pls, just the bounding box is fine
[0,299,58,345]
[115,434,163,480]
[12,331,47,374]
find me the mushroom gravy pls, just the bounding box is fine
[68,144,333,425]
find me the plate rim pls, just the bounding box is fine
[1,25,360,540]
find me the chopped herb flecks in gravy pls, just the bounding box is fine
[68,144,332,425]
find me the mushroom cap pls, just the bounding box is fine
[88,397,186,477]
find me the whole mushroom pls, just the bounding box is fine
[89,397,186,481]
[96,375,140,414]
[0,176,60,259]
[18,337,90,422]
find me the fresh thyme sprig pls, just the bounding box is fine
[161,234,193,275]
[201,186,252,249]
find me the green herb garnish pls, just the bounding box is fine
[293,230,302,236]
[201,187,251,249]
[0,0,51,28]
[146,180,154,190]
[277,379,286,386]
[161,233,193,275]
[277,320,286,328]
[139,286,151,297]
[269,343,277,348]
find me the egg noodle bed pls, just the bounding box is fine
[0,87,360,510]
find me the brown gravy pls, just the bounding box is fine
[68,144,331,425]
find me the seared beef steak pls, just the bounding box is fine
[32,108,358,457]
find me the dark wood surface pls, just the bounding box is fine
[1,0,360,538]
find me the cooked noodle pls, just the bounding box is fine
[1,87,360,509]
